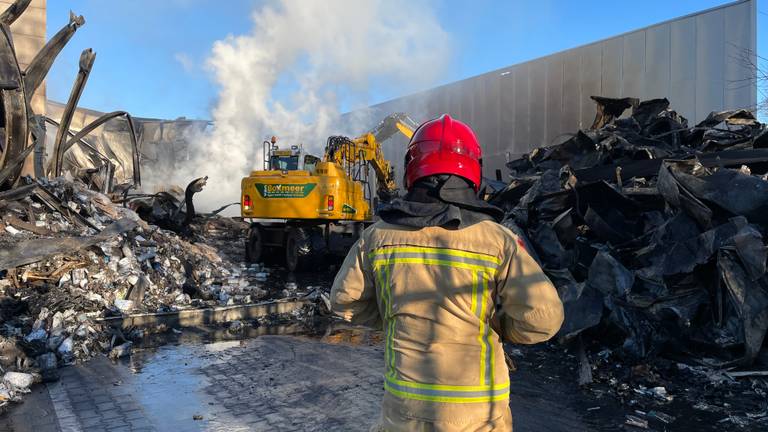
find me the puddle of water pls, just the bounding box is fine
[130,317,383,356]
[115,341,251,431]
[107,320,382,431]
[318,323,384,346]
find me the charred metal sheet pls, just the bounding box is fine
[0,142,34,185]
[657,160,713,229]
[0,24,29,188]
[717,249,768,366]
[127,176,207,235]
[44,116,116,191]
[590,96,639,129]
[182,176,208,226]
[30,115,46,178]
[671,163,768,225]
[58,111,141,188]
[51,48,96,177]
[572,149,768,183]
[0,182,34,201]
[0,217,136,271]
[497,96,768,365]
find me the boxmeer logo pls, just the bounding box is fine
[254,183,316,198]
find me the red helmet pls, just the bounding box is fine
[405,114,482,191]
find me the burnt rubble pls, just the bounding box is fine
[490,97,768,428]
[0,176,328,411]
[0,0,333,412]
[492,97,768,367]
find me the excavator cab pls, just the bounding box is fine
[268,150,300,170]
[263,137,320,172]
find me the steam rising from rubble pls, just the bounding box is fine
[170,0,450,211]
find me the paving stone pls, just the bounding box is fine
[96,402,118,411]
[1,335,596,431]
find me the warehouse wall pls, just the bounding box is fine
[46,101,211,187]
[0,0,46,116]
[364,0,758,181]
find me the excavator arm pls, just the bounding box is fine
[325,113,418,201]
[368,112,418,143]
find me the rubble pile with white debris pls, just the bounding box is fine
[0,176,301,411]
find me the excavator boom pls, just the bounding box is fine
[325,112,418,200]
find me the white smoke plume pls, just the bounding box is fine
[175,0,450,211]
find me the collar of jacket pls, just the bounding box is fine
[378,175,505,229]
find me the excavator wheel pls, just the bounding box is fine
[283,227,318,272]
[284,229,299,271]
[245,225,263,263]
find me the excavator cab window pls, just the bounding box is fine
[303,155,321,173]
[270,155,300,171]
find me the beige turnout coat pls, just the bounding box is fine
[331,220,564,431]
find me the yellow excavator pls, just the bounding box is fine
[241,113,418,270]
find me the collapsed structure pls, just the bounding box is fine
[491,97,768,367]
[0,0,322,410]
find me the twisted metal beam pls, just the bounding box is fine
[0,23,28,189]
[51,48,96,177]
[56,110,141,188]
[25,11,85,99]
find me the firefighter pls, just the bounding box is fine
[330,114,564,431]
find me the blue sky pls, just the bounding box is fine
[46,0,765,120]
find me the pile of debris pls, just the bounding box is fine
[0,176,290,409]
[491,96,768,367]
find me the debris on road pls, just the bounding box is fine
[0,371,38,409]
[0,175,328,412]
[108,341,133,360]
[2,372,35,391]
[624,414,648,429]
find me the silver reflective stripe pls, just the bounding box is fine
[385,378,509,399]
[374,252,496,268]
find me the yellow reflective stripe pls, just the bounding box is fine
[471,271,478,315]
[385,264,395,377]
[387,377,510,392]
[369,246,500,264]
[372,258,497,275]
[374,266,388,324]
[481,272,493,385]
[374,266,394,378]
[478,271,487,386]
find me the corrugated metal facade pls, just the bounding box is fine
[362,0,758,181]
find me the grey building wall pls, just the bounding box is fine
[363,0,758,181]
